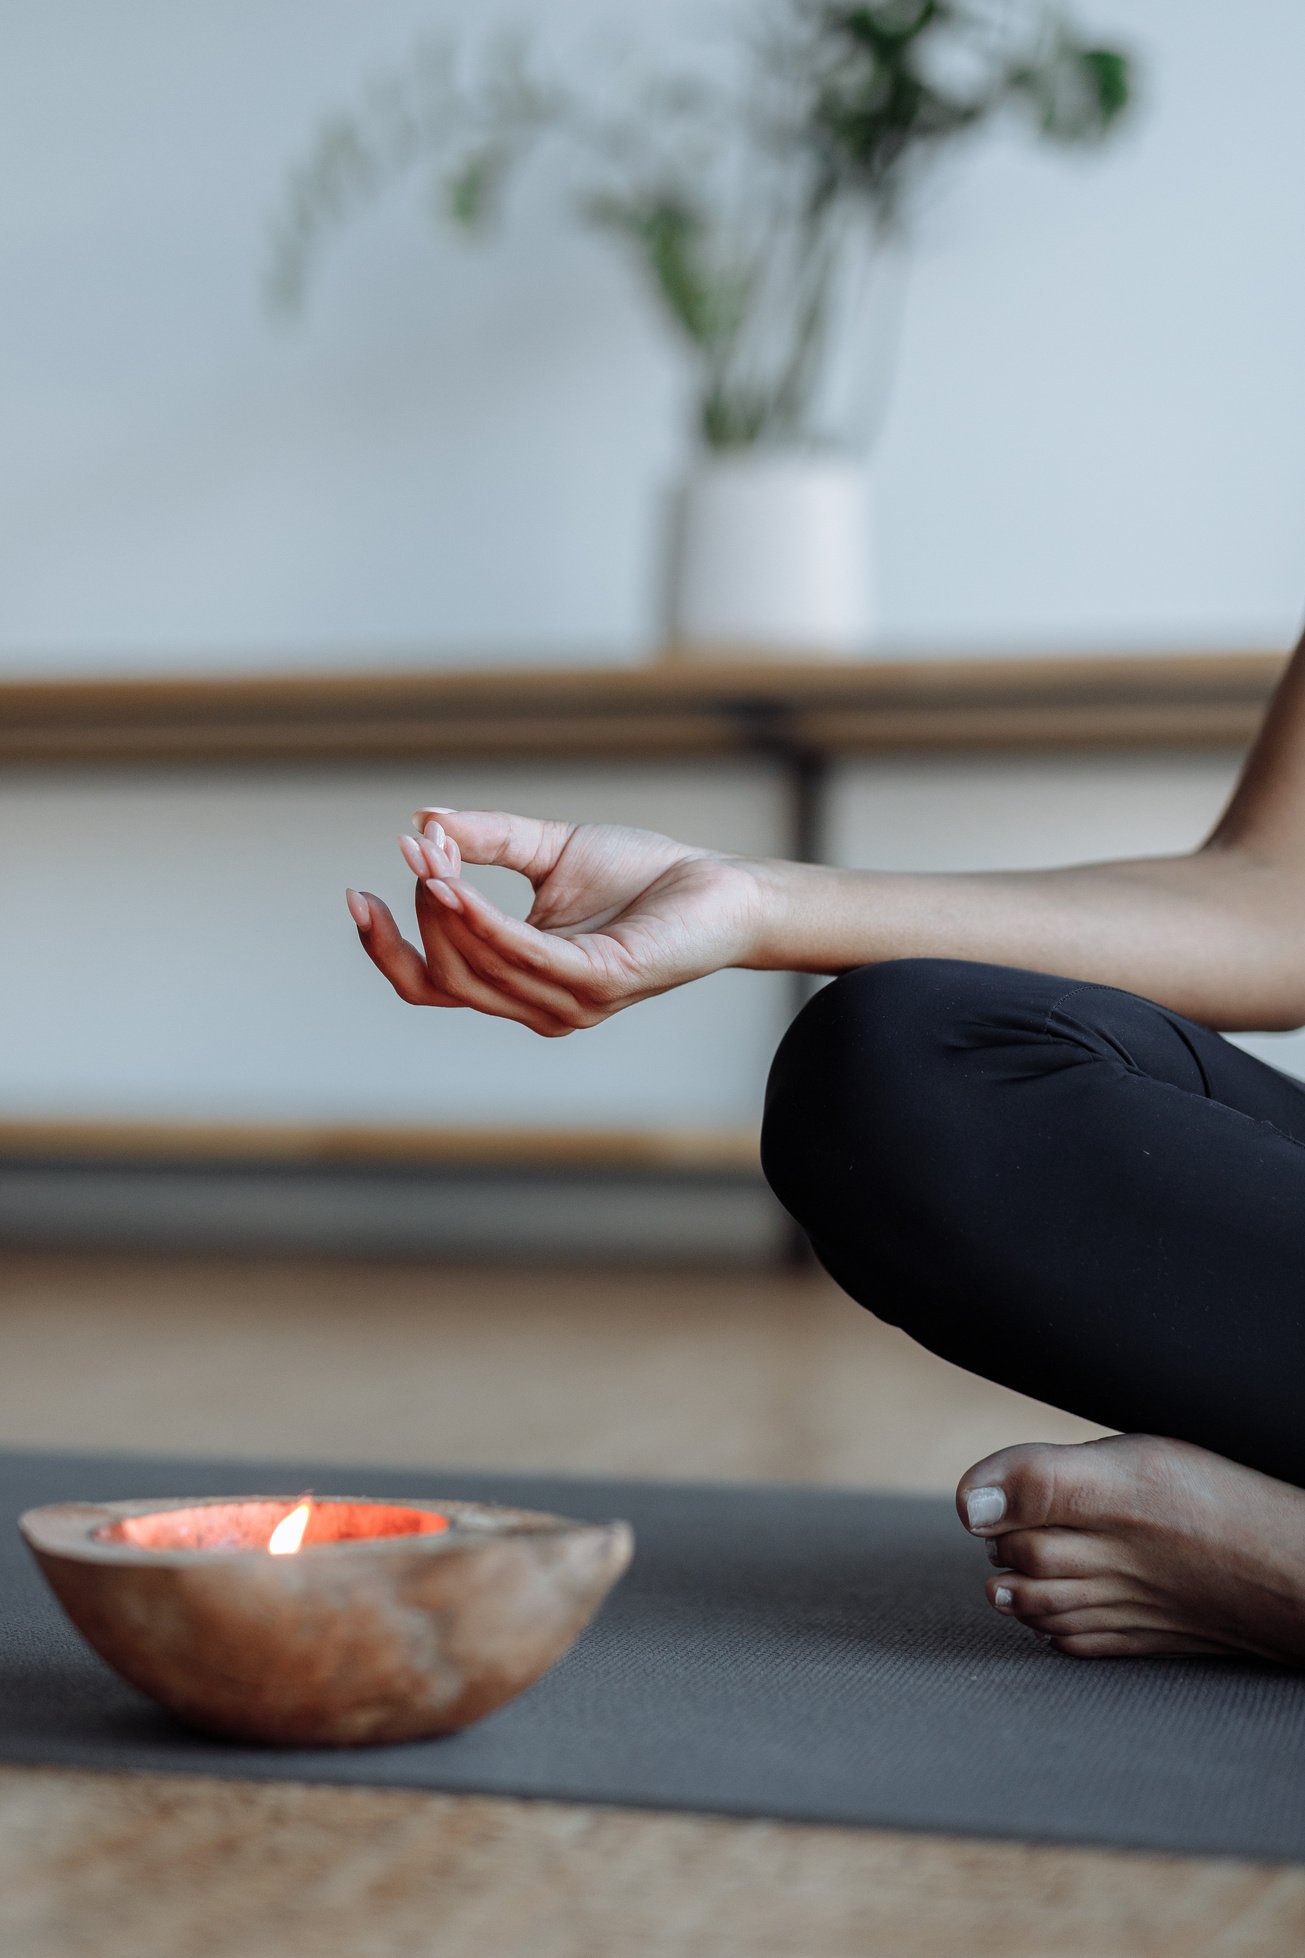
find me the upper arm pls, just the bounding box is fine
[1206,628,1305,867]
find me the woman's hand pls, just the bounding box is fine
[346,808,769,1036]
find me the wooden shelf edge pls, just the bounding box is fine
[0,649,1287,764]
[0,1119,763,1177]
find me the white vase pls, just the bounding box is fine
[662,451,874,661]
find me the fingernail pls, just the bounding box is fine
[425,877,461,910]
[965,1487,1006,1532]
[398,834,427,876]
[419,834,445,874]
[413,805,455,822]
[421,819,447,844]
[994,1586,1014,1610]
[986,1540,1002,1567]
[345,888,371,931]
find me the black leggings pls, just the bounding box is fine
[761,959,1305,1490]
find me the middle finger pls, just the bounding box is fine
[415,883,594,1026]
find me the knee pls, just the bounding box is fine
[759,957,1041,1237]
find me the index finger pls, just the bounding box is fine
[412,808,573,885]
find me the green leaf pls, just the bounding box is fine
[587,191,753,355]
[1080,47,1133,125]
[833,2,939,53]
[444,147,510,229]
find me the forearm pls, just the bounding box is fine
[744,842,1305,1032]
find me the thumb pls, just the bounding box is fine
[412,807,573,887]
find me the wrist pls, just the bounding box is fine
[733,857,835,971]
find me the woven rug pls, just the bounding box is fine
[0,1449,1301,1860]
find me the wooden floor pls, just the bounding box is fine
[0,1251,1299,1958]
[0,1252,1102,1484]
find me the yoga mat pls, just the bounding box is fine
[0,1448,1301,1861]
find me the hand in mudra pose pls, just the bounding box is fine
[346,809,769,1037]
[344,632,1305,1671]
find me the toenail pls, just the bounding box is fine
[993,1586,1014,1610]
[986,1540,1002,1566]
[965,1487,1006,1531]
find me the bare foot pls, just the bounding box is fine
[956,1434,1305,1665]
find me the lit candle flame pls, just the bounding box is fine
[268,1501,311,1556]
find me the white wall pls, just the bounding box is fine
[4,3,1305,1178]
[1,0,1302,670]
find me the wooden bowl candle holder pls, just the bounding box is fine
[20,1494,633,1746]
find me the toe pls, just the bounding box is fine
[990,1526,1113,1580]
[1050,1629,1234,1660]
[959,1435,1153,1539]
[987,1574,1117,1622]
[957,1442,1065,1537]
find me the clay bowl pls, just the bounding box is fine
[20,1494,633,1746]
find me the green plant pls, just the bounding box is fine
[266,2,1134,452]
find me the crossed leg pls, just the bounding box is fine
[761,958,1305,1662]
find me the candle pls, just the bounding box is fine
[20,1494,632,1746]
[267,1501,311,1555]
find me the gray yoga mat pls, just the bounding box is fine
[0,1448,1301,1861]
